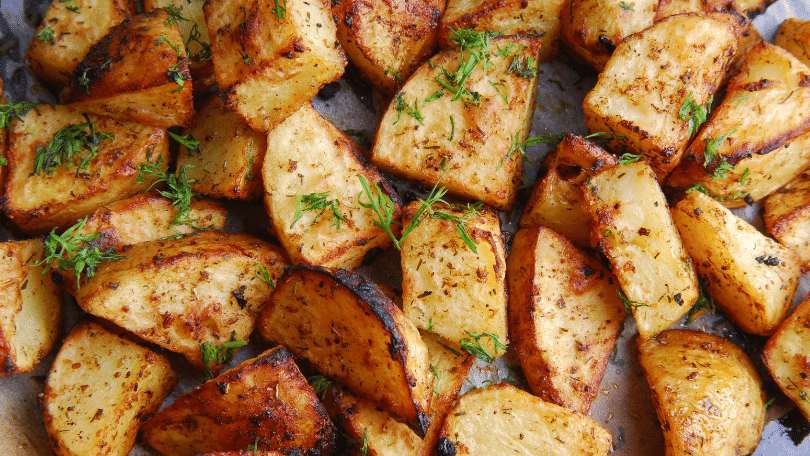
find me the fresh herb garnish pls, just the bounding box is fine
[37,217,123,286]
[60,0,80,13]
[448,115,455,141]
[489,80,508,104]
[137,159,196,226]
[684,281,715,324]
[712,159,733,180]
[0,101,35,128]
[155,35,190,89]
[507,56,537,79]
[255,263,275,288]
[360,430,369,456]
[168,131,200,152]
[291,192,346,229]
[358,175,400,248]
[200,334,247,379]
[431,203,481,253]
[679,92,711,137]
[702,130,735,168]
[686,183,709,195]
[186,23,212,63]
[273,0,286,19]
[739,168,750,186]
[308,375,332,398]
[394,92,423,124]
[36,25,55,44]
[0,155,6,166]
[164,5,188,25]
[618,1,634,10]
[618,289,649,312]
[384,67,402,83]
[618,153,641,164]
[460,331,506,363]
[433,28,500,104]
[33,114,113,175]
[78,69,91,93]
[398,183,449,244]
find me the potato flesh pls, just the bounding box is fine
[143,0,214,84]
[776,18,810,67]
[763,296,810,420]
[764,170,810,271]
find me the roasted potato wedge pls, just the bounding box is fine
[507,227,624,414]
[668,42,810,206]
[763,295,810,420]
[672,191,800,335]
[28,0,134,88]
[584,161,698,338]
[401,201,508,359]
[560,0,657,70]
[263,104,399,269]
[763,170,810,271]
[3,104,170,233]
[519,133,617,247]
[0,239,61,375]
[639,329,766,456]
[203,453,284,456]
[440,0,565,62]
[177,96,265,200]
[583,14,738,179]
[75,231,286,367]
[62,10,194,128]
[142,346,335,456]
[776,18,810,67]
[258,266,432,435]
[372,35,540,210]
[333,0,442,93]
[204,0,346,131]
[439,384,612,455]
[43,321,176,456]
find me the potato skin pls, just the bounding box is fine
[3,104,170,233]
[507,227,624,414]
[763,170,810,271]
[639,329,766,456]
[763,295,810,420]
[42,321,176,456]
[142,346,336,456]
[776,18,810,67]
[258,265,433,436]
[672,191,800,335]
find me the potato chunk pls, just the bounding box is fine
[372,35,539,209]
[62,10,194,128]
[204,0,346,131]
[42,322,175,456]
[142,347,335,455]
[763,295,810,420]
[0,240,61,375]
[764,170,810,271]
[583,14,737,179]
[177,96,265,200]
[263,104,399,269]
[75,232,286,367]
[668,43,810,206]
[258,266,432,435]
[776,18,810,67]
[28,0,134,88]
[639,330,766,456]
[3,104,170,233]
[507,227,624,413]
[672,191,800,335]
[439,384,612,455]
[401,202,508,359]
[584,161,698,338]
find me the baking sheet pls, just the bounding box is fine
[1,0,810,454]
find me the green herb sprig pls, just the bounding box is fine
[137,159,196,226]
[460,331,506,363]
[394,92,424,124]
[168,131,200,152]
[36,25,55,44]
[37,217,124,286]
[507,56,537,79]
[291,192,346,229]
[618,289,649,313]
[0,101,35,128]
[618,153,641,164]
[702,129,735,168]
[684,282,715,324]
[358,175,400,248]
[33,114,113,175]
[308,375,332,398]
[433,29,500,104]
[679,93,711,137]
[200,334,247,379]
[255,263,275,288]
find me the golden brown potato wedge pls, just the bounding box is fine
[584,161,699,338]
[142,346,335,456]
[764,170,810,271]
[440,0,565,62]
[258,266,433,435]
[519,133,617,247]
[204,0,346,131]
[668,42,810,206]
[401,201,508,360]
[203,453,284,456]
[28,0,134,88]
[776,18,810,67]
[75,231,286,367]
[42,321,176,456]
[583,13,738,179]
[0,239,61,376]
[263,104,399,269]
[763,295,810,420]
[177,96,265,200]
[62,10,194,128]
[639,329,766,456]
[439,384,612,455]
[672,191,800,335]
[372,34,540,210]
[333,0,443,93]
[3,104,170,233]
[507,227,624,414]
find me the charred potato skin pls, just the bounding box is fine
[763,295,810,420]
[776,18,810,67]
[142,346,336,456]
[639,330,766,456]
[763,170,810,271]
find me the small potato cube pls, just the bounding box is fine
[263,104,398,269]
[3,104,170,233]
[507,227,624,414]
[204,0,346,131]
[142,347,335,455]
[763,295,810,420]
[583,14,738,179]
[639,330,766,456]
[42,321,176,456]
[667,43,810,206]
[177,97,266,200]
[62,10,194,128]
[764,170,810,271]
[584,161,698,338]
[776,18,810,67]
[401,202,508,359]
[672,191,800,335]
[27,0,134,88]
[0,239,61,375]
